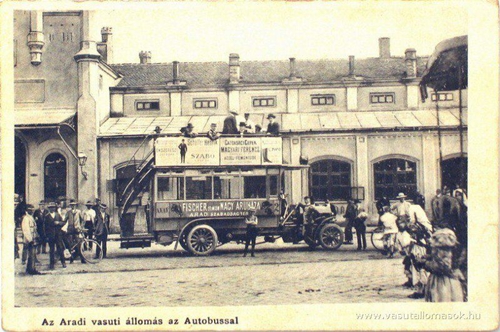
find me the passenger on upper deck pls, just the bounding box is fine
[182,123,197,138]
[265,114,280,136]
[238,122,249,136]
[222,110,239,135]
[244,113,255,133]
[206,123,220,141]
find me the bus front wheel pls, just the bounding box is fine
[187,225,218,256]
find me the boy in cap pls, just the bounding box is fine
[206,123,220,141]
[21,204,41,275]
[243,208,259,257]
[33,200,48,254]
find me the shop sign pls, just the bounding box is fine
[155,137,282,166]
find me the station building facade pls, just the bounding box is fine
[14,10,467,232]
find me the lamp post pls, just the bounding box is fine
[78,153,88,180]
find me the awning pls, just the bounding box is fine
[15,111,76,129]
[98,109,467,138]
[420,35,468,100]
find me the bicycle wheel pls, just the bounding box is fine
[370,228,386,252]
[79,239,103,264]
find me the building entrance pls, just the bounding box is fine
[441,156,467,191]
[15,136,26,197]
[44,153,67,202]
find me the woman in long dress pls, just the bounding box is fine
[424,228,465,302]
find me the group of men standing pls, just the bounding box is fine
[15,197,110,275]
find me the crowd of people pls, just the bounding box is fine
[14,196,110,275]
[176,110,280,140]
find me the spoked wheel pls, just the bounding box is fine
[318,223,344,250]
[80,239,103,264]
[371,227,386,252]
[187,225,218,256]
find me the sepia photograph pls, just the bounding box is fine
[1,0,498,331]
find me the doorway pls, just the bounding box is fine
[44,153,67,202]
[441,156,467,191]
[15,136,26,197]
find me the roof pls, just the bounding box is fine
[110,57,429,89]
[15,111,76,127]
[98,109,467,137]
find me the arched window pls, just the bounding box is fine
[44,153,67,202]
[309,159,351,201]
[441,157,467,191]
[374,158,417,200]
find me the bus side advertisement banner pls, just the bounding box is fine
[155,137,282,167]
[155,200,279,218]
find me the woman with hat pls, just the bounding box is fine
[243,208,259,257]
[424,229,465,302]
[265,114,280,136]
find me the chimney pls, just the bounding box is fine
[173,61,180,84]
[229,53,240,84]
[139,51,151,64]
[97,27,113,63]
[348,55,355,76]
[405,48,417,78]
[379,37,390,58]
[289,57,296,78]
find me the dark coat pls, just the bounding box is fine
[376,198,390,215]
[45,212,65,240]
[94,212,110,240]
[267,122,280,136]
[344,203,358,220]
[222,115,238,135]
[33,208,47,238]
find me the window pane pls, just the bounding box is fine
[312,98,318,105]
[243,176,266,198]
[157,177,183,200]
[185,177,212,200]
[253,99,259,107]
[270,175,278,196]
[386,95,393,103]
[214,176,242,199]
[268,98,275,106]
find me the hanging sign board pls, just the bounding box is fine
[155,136,282,167]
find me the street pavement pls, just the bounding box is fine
[14,237,424,307]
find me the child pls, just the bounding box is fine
[354,208,368,250]
[207,123,220,140]
[424,228,465,302]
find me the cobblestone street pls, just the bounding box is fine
[15,238,423,307]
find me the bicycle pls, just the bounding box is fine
[68,229,103,264]
[370,226,386,252]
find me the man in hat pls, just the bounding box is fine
[243,113,255,133]
[222,110,239,135]
[243,208,259,257]
[33,200,48,254]
[92,198,101,215]
[45,202,66,269]
[178,139,188,164]
[265,114,280,136]
[206,123,220,141]
[343,199,357,245]
[21,204,41,275]
[64,199,85,264]
[391,193,411,218]
[82,200,96,247]
[183,123,197,138]
[94,203,110,258]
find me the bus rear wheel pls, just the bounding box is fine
[187,225,218,256]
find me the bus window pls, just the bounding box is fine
[157,177,183,201]
[269,175,278,196]
[243,176,266,198]
[214,176,242,199]
[185,176,212,200]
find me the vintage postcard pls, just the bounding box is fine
[1,0,498,331]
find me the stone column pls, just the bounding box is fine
[290,136,302,203]
[422,132,438,215]
[355,135,368,209]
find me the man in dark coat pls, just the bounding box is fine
[33,200,48,254]
[222,110,239,135]
[45,202,67,269]
[266,114,280,136]
[343,199,357,244]
[94,203,110,258]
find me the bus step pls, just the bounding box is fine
[120,239,152,249]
